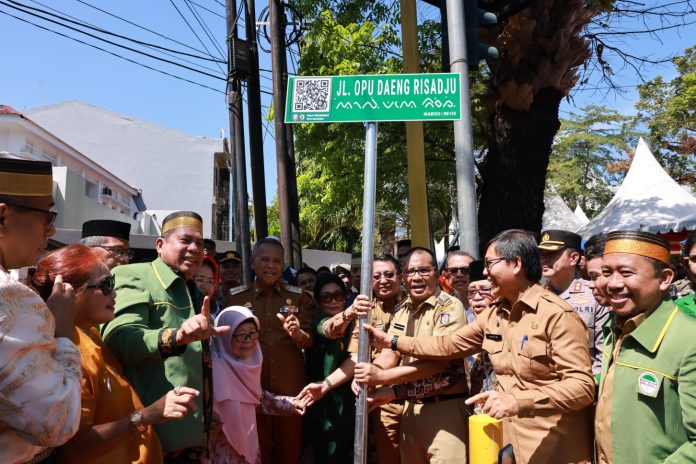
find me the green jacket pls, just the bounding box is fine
[676,294,696,319]
[599,299,696,463]
[102,258,205,453]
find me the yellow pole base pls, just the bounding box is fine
[469,414,503,464]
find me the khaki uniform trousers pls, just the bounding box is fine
[400,398,468,464]
[371,402,403,464]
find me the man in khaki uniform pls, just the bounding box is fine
[354,248,469,464]
[365,230,595,464]
[225,237,317,464]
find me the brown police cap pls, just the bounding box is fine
[538,229,582,251]
[217,250,241,264]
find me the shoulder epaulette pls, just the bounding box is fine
[229,284,251,296]
[437,292,452,306]
[284,284,303,294]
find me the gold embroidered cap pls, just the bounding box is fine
[161,211,203,234]
[0,158,53,196]
[604,230,671,265]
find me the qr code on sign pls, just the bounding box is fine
[293,78,331,112]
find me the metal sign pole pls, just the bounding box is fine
[354,121,377,464]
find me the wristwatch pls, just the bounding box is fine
[129,410,147,433]
[390,335,399,352]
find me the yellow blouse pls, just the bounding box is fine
[58,327,163,464]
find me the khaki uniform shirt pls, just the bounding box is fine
[387,288,468,396]
[226,280,317,395]
[347,298,398,356]
[398,284,595,464]
[550,276,609,376]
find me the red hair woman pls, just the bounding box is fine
[32,245,198,464]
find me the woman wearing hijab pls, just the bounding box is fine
[207,306,307,464]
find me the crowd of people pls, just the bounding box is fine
[2,157,696,464]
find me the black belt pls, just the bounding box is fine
[411,392,469,404]
[21,448,54,464]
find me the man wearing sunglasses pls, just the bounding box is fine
[444,250,475,310]
[80,219,133,269]
[0,158,82,464]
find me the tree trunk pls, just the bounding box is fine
[478,87,563,248]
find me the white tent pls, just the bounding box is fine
[577,138,696,238]
[542,191,587,233]
[574,205,590,225]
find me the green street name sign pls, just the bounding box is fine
[284,73,461,123]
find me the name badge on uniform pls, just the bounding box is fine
[393,323,405,332]
[485,333,502,341]
[441,313,450,324]
[637,371,662,398]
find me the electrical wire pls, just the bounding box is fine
[187,0,225,19]
[72,0,219,57]
[0,8,226,94]
[27,0,225,75]
[0,0,227,80]
[183,0,226,59]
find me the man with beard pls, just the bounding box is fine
[103,211,229,462]
[364,230,595,464]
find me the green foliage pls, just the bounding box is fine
[636,46,696,184]
[547,105,641,217]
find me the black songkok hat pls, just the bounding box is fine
[468,260,485,282]
[81,219,131,240]
[538,229,582,252]
[161,211,203,234]
[0,158,53,196]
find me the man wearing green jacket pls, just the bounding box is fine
[103,211,229,462]
[594,230,696,463]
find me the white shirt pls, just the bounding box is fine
[0,266,82,463]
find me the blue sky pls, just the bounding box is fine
[1,0,693,203]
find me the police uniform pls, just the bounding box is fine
[396,284,595,464]
[225,280,317,464]
[550,277,609,376]
[539,229,610,377]
[387,288,469,464]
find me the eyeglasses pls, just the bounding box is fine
[99,245,135,260]
[232,331,259,343]
[467,287,492,297]
[194,277,216,287]
[372,271,397,280]
[86,275,115,296]
[447,266,469,275]
[319,290,345,303]
[6,203,58,226]
[484,258,506,271]
[404,267,435,277]
[684,256,696,264]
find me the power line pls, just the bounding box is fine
[0,0,227,80]
[0,8,226,94]
[183,0,226,60]
[8,0,226,63]
[168,0,226,72]
[72,0,220,58]
[26,0,226,75]
[187,0,225,19]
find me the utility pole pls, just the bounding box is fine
[226,0,252,282]
[400,0,432,250]
[282,49,302,268]
[244,0,268,240]
[447,0,479,257]
[270,0,302,267]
